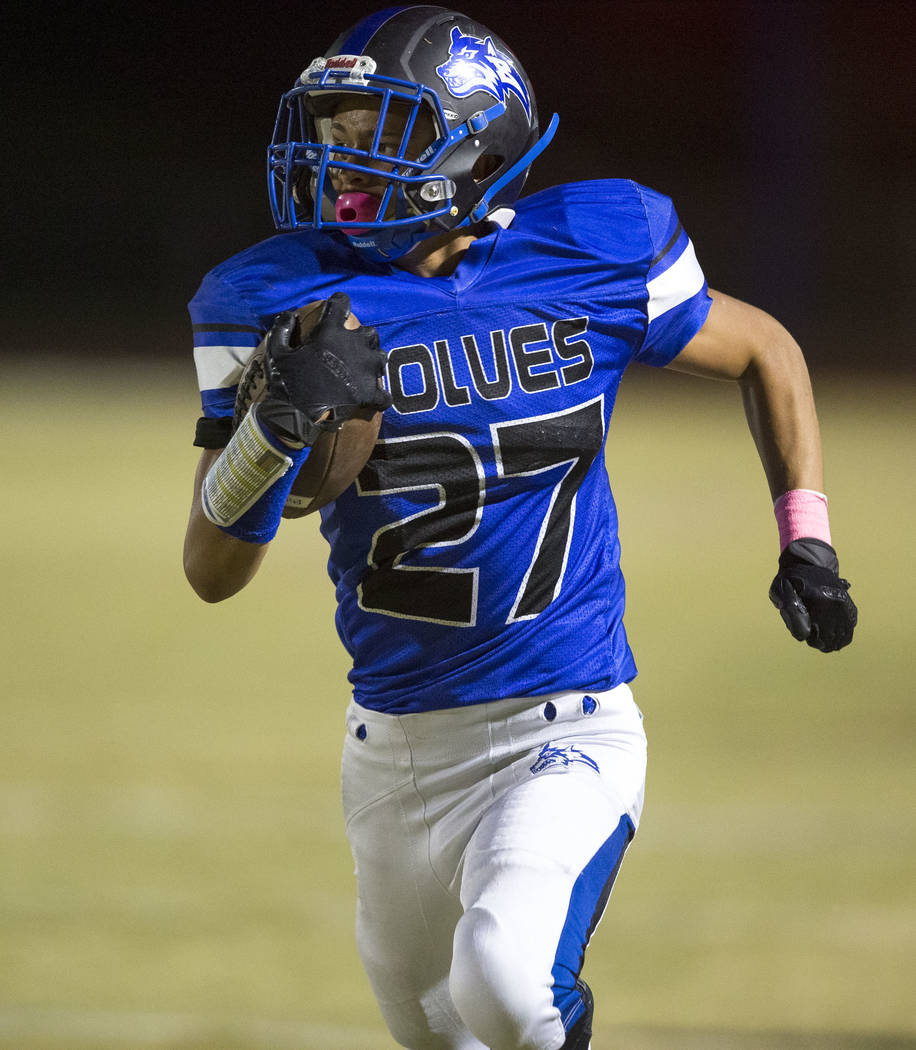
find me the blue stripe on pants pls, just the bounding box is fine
[551,813,636,1028]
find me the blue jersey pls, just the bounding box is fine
[190,180,711,713]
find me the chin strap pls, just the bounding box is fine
[348,224,433,264]
[469,112,560,223]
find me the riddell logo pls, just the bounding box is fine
[301,54,377,84]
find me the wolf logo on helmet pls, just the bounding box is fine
[436,26,533,120]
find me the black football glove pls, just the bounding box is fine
[769,538,857,652]
[257,292,391,447]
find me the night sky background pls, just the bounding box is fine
[6,0,913,373]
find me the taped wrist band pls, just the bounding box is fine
[774,488,831,551]
[201,407,296,528]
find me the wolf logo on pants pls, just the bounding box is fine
[530,743,600,775]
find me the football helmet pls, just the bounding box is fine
[267,4,558,261]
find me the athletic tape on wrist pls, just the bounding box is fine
[201,407,304,529]
[773,488,831,551]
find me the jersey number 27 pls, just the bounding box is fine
[355,397,605,626]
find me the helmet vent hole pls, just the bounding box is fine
[473,154,503,183]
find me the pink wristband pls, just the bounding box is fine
[774,489,831,551]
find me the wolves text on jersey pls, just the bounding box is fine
[384,316,594,415]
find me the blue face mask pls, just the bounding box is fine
[266,68,557,263]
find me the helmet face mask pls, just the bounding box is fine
[270,71,465,241]
[267,5,558,261]
[309,93,446,222]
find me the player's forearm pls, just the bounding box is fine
[737,325,824,501]
[183,449,270,602]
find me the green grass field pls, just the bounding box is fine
[2,361,913,1049]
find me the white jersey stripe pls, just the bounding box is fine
[193,344,256,391]
[646,238,705,323]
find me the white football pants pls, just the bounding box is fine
[341,684,647,1050]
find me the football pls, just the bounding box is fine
[233,299,383,517]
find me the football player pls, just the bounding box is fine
[183,6,857,1049]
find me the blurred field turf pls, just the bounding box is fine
[1,360,913,1049]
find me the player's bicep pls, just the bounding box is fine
[665,288,783,381]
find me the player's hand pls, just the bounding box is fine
[257,293,391,447]
[769,538,857,652]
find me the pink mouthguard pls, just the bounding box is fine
[335,192,380,234]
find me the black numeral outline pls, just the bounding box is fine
[491,397,605,622]
[355,432,485,626]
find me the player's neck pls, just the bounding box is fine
[394,228,480,278]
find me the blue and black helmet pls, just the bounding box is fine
[267,5,558,261]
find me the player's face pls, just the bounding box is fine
[317,95,438,201]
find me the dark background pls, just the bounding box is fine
[6,0,913,372]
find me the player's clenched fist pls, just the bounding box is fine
[258,292,392,448]
[769,538,858,652]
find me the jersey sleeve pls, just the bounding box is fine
[188,271,264,418]
[632,185,712,367]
